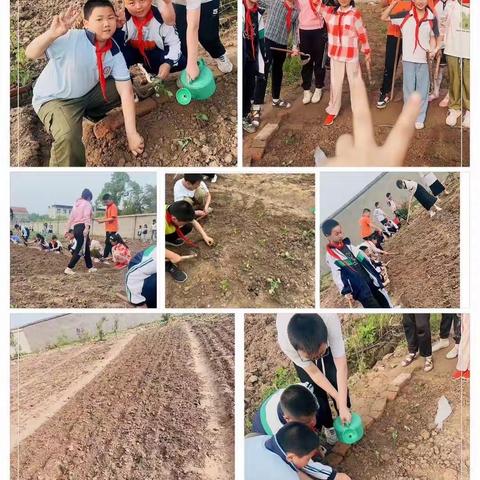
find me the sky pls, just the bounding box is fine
[11,314,54,329]
[10,172,157,215]
[320,172,382,221]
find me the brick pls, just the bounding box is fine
[325,453,343,467]
[391,372,412,388]
[370,396,387,420]
[332,442,351,457]
[385,388,398,402]
[254,122,279,143]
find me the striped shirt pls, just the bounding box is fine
[259,0,300,47]
[318,4,370,62]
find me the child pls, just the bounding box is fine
[317,0,371,126]
[137,225,143,240]
[373,202,399,235]
[442,0,470,128]
[125,245,157,308]
[109,233,132,269]
[34,234,50,250]
[142,224,149,243]
[165,200,214,283]
[245,423,350,480]
[401,313,433,372]
[432,313,460,359]
[359,208,385,249]
[296,0,327,105]
[243,0,266,133]
[14,224,30,245]
[48,235,63,253]
[151,218,157,240]
[26,1,144,166]
[250,0,300,127]
[358,243,391,286]
[419,172,449,196]
[396,179,442,217]
[381,0,440,130]
[65,230,76,254]
[173,173,212,218]
[322,219,393,308]
[386,192,407,220]
[276,313,352,445]
[114,0,185,80]
[10,231,22,245]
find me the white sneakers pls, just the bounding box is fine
[323,426,338,445]
[462,110,470,129]
[303,88,322,105]
[303,90,313,105]
[446,109,462,127]
[215,54,233,73]
[432,338,459,359]
[64,267,75,276]
[88,268,98,273]
[415,122,425,130]
[446,344,459,359]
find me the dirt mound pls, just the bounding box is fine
[245,3,469,167]
[10,238,155,308]
[321,174,460,308]
[11,0,237,166]
[166,175,316,308]
[11,316,235,480]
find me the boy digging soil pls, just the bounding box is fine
[165,200,214,283]
[173,174,212,219]
[26,1,144,166]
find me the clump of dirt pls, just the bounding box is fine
[11,316,235,480]
[321,174,460,308]
[11,0,237,166]
[165,175,316,308]
[10,237,155,308]
[245,2,469,167]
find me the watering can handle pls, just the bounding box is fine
[185,58,205,85]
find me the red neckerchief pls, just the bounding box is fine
[309,0,319,14]
[132,9,155,67]
[326,241,357,272]
[244,0,259,59]
[165,211,198,248]
[284,1,293,32]
[412,7,429,52]
[95,39,113,101]
[461,0,469,5]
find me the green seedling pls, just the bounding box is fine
[391,429,398,448]
[195,113,209,122]
[258,238,267,247]
[267,278,281,296]
[176,137,192,151]
[220,279,230,295]
[302,229,315,242]
[281,226,289,236]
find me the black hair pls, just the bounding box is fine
[168,201,195,222]
[81,188,93,201]
[359,245,368,251]
[14,224,20,229]
[84,0,115,20]
[321,218,339,237]
[52,235,58,240]
[396,180,404,189]
[280,385,319,418]
[333,0,356,12]
[374,202,379,208]
[287,314,328,356]
[102,193,112,201]
[68,229,74,234]
[36,233,45,241]
[184,174,204,184]
[276,422,319,456]
[386,192,391,198]
[363,208,371,214]
[109,233,126,246]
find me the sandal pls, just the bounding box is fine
[424,356,434,372]
[251,109,261,128]
[272,99,291,108]
[401,352,417,367]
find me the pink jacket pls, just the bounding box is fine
[66,198,93,230]
[296,0,325,30]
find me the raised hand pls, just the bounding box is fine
[49,5,80,38]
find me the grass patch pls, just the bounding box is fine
[320,272,333,293]
[10,27,35,87]
[282,56,303,87]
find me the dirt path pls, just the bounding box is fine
[166,175,315,308]
[321,174,460,308]
[245,2,469,167]
[11,318,234,480]
[11,332,137,450]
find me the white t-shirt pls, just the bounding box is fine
[373,208,387,223]
[276,313,345,370]
[420,172,438,187]
[391,9,438,63]
[173,179,209,202]
[404,180,418,193]
[443,1,470,59]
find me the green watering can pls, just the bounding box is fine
[176,58,216,105]
[333,412,364,445]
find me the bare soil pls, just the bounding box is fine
[244,2,469,167]
[244,314,469,480]
[11,0,237,167]
[321,174,460,308]
[11,315,234,480]
[10,237,155,308]
[165,174,316,308]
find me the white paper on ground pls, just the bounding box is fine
[434,395,452,429]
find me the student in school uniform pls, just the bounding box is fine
[373,202,399,235]
[173,173,212,218]
[125,245,157,308]
[48,235,63,253]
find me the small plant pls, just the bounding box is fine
[161,314,171,324]
[284,133,297,146]
[220,279,230,295]
[96,317,106,342]
[176,137,192,151]
[242,261,253,272]
[195,113,209,122]
[391,429,398,448]
[258,238,267,247]
[302,228,315,243]
[76,327,91,343]
[280,226,289,236]
[151,79,173,98]
[267,278,281,296]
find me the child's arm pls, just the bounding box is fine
[25,6,80,59]
[185,4,201,80]
[354,11,371,62]
[158,24,183,79]
[333,355,351,424]
[380,0,399,22]
[303,362,340,402]
[159,0,176,26]
[114,80,145,156]
[203,192,212,213]
[192,220,214,246]
[166,249,183,263]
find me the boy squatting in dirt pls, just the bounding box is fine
[26,0,145,167]
[321,219,393,308]
[246,422,351,480]
[165,201,214,283]
[173,174,213,219]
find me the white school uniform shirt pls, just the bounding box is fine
[391,9,438,63]
[276,313,345,370]
[373,207,387,223]
[173,179,209,202]
[386,198,397,213]
[443,1,470,59]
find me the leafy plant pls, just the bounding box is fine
[267,278,281,295]
[220,279,230,295]
[176,137,192,151]
[195,113,209,122]
[96,317,106,342]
